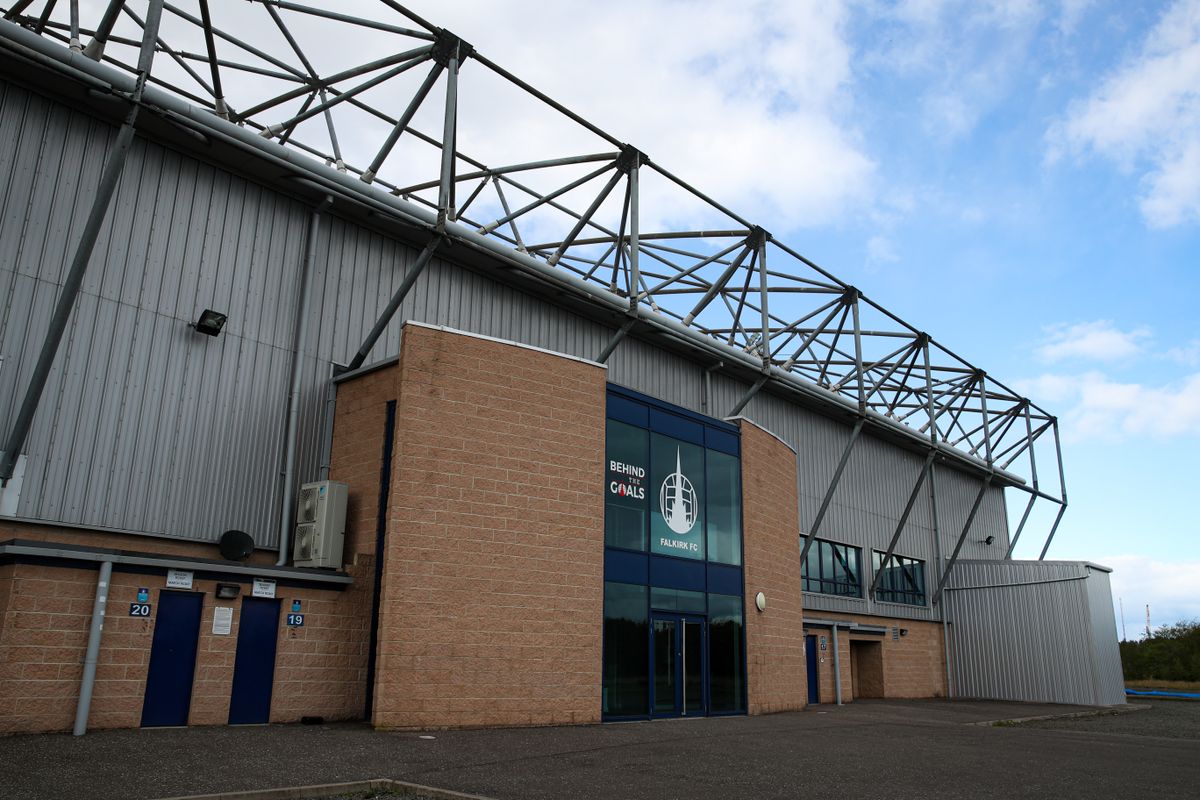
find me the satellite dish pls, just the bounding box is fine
[218,530,255,561]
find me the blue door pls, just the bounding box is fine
[141,591,203,727]
[228,597,281,724]
[806,634,819,704]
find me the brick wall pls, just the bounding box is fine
[739,420,806,714]
[0,555,363,734]
[368,323,607,729]
[806,614,947,703]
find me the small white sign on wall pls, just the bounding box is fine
[212,606,233,635]
[252,578,276,598]
[166,569,194,589]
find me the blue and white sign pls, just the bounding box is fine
[136,587,149,603]
[291,599,302,612]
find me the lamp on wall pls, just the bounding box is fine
[981,535,996,546]
[192,309,227,337]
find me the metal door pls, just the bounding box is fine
[141,591,203,727]
[228,597,281,724]
[806,634,819,704]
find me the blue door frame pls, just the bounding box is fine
[141,591,203,727]
[228,597,281,724]
[806,634,819,704]
[650,612,708,717]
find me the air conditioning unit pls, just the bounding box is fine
[291,480,347,568]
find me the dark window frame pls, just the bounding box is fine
[801,536,863,598]
[872,551,927,606]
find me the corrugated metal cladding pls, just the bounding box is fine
[944,561,1125,705]
[0,75,1011,579]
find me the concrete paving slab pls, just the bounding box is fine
[1,700,1195,800]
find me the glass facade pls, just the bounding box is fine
[873,551,927,606]
[801,537,862,597]
[601,385,746,719]
[602,582,648,716]
[708,593,745,713]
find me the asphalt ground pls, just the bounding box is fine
[1,699,1196,800]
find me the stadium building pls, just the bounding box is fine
[0,2,1123,735]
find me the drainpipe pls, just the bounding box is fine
[278,196,333,566]
[73,560,112,736]
[832,624,843,705]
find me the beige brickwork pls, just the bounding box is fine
[369,324,607,729]
[806,613,948,703]
[739,420,807,714]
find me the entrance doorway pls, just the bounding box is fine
[806,634,819,704]
[849,640,884,699]
[228,597,281,724]
[141,591,203,727]
[651,613,706,717]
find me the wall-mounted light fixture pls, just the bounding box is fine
[755,591,767,612]
[192,309,227,337]
[900,628,909,637]
[215,582,240,600]
[981,535,996,546]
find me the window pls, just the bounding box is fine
[801,538,862,597]
[602,582,648,716]
[708,593,746,713]
[872,551,926,606]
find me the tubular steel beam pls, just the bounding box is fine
[869,451,935,600]
[1004,493,1038,559]
[933,476,993,605]
[1038,502,1068,561]
[346,238,441,372]
[799,417,865,565]
[1,0,164,484]
[596,318,636,364]
[436,40,460,225]
[1038,419,1069,559]
[362,60,443,184]
[728,376,767,417]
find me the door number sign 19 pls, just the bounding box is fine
[286,613,304,627]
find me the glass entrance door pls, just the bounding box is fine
[651,613,707,717]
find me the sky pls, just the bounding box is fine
[64,0,1199,631]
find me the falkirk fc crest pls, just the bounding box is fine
[659,448,698,535]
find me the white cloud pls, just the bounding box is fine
[395,0,877,231]
[1095,555,1200,632]
[1035,320,1150,363]
[1166,339,1200,366]
[1017,370,1200,441]
[1049,0,1200,227]
[866,234,899,266]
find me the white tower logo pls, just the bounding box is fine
[659,448,698,535]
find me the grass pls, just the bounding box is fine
[1125,680,1200,692]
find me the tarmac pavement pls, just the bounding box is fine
[1,699,1195,800]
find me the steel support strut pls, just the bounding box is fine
[799,417,864,565]
[869,451,935,600]
[1038,419,1069,559]
[933,476,993,605]
[0,0,165,485]
[346,238,442,372]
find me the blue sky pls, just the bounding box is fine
[404,0,1199,630]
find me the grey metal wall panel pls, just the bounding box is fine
[1086,570,1126,705]
[0,75,1016,577]
[945,560,1124,705]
